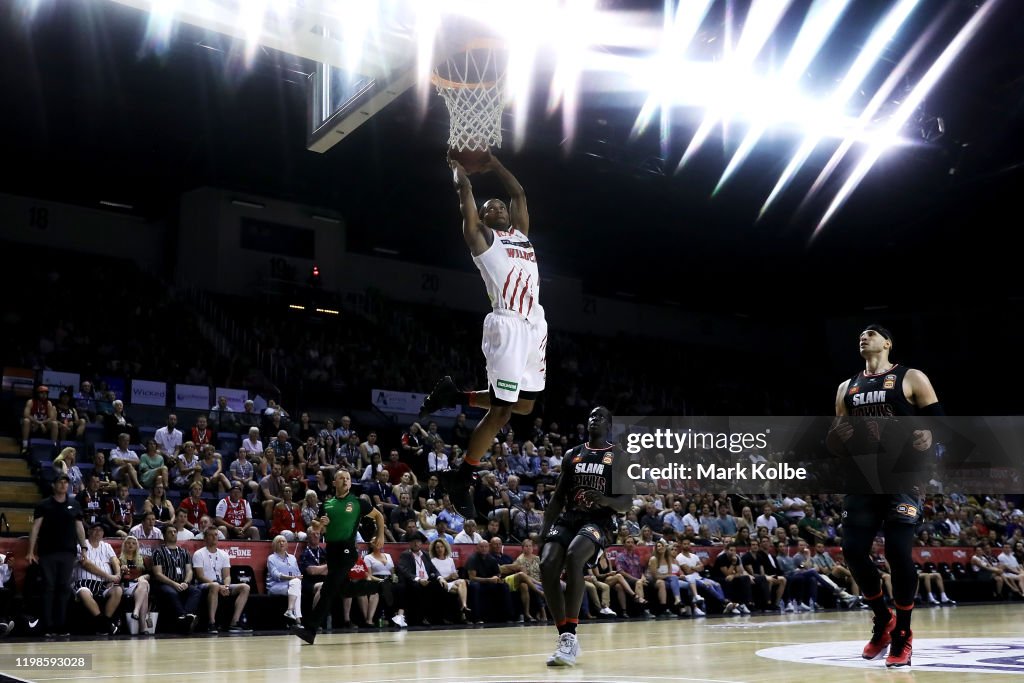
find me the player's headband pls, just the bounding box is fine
[864,324,892,343]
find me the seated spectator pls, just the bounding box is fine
[236,400,260,435]
[171,509,196,541]
[260,464,287,521]
[105,483,135,538]
[396,532,450,625]
[454,519,483,545]
[174,442,204,491]
[74,380,98,423]
[193,527,251,633]
[514,538,548,620]
[179,482,209,528]
[614,536,650,608]
[130,512,163,541]
[465,539,514,623]
[196,515,226,541]
[199,445,231,493]
[151,525,202,632]
[229,449,260,497]
[118,535,153,635]
[104,400,138,443]
[996,543,1024,597]
[918,561,956,605]
[72,522,123,635]
[240,427,263,459]
[21,384,58,450]
[216,483,261,540]
[109,433,142,489]
[646,539,684,613]
[271,487,307,542]
[267,535,304,625]
[55,391,86,442]
[153,414,182,465]
[53,447,84,495]
[143,483,175,529]
[139,441,169,490]
[189,415,215,451]
[364,541,403,627]
[429,539,470,621]
[209,396,236,432]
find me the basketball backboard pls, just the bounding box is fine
[107,0,422,153]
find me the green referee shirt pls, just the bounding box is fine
[321,493,372,544]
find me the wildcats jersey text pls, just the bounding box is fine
[472,227,541,319]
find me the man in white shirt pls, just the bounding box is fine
[154,414,183,464]
[997,545,1024,595]
[756,503,779,533]
[110,433,142,489]
[675,539,710,616]
[454,519,484,545]
[130,512,164,540]
[192,527,251,633]
[72,522,123,635]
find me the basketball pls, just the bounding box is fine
[448,147,491,174]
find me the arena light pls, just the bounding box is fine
[288,304,305,310]
[629,0,713,154]
[758,0,922,220]
[139,0,182,57]
[712,0,851,195]
[676,0,792,172]
[810,0,1002,239]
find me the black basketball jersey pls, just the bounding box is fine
[843,364,917,417]
[559,441,620,525]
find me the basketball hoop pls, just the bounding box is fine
[432,39,508,155]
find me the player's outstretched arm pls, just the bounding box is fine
[449,156,491,256]
[486,154,529,236]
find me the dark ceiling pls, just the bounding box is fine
[2,0,1023,312]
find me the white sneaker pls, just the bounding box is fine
[738,604,751,615]
[784,601,796,613]
[547,633,579,667]
[391,614,407,628]
[928,596,940,605]
[284,610,297,621]
[797,602,812,612]
[599,607,617,616]
[692,606,706,617]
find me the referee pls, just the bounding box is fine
[291,469,385,644]
[27,472,87,637]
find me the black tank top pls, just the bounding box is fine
[843,364,917,417]
[559,442,621,528]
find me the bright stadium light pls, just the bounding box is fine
[758,0,923,220]
[677,0,792,172]
[810,0,1003,239]
[713,0,851,195]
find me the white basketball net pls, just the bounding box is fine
[432,43,507,151]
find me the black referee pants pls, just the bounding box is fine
[306,542,357,630]
[39,551,76,633]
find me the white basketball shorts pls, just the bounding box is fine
[481,308,547,404]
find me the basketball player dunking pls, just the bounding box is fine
[539,406,631,667]
[420,152,547,519]
[829,324,944,668]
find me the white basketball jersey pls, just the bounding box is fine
[472,227,541,318]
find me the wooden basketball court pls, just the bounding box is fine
[1,604,1021,682]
